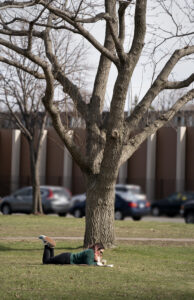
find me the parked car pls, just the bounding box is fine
[115,184,142,198]
[115,193,150,220]
[151,191,194,217]
[69,195,86,218]
[69,191,150,221]
[0,186,71,216]
[70,184,143,209]
[71,193,86,205]
[180,200,194,223]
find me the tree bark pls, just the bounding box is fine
[84,174,116,248]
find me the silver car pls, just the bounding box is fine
[115,184,144,200]
[0,186,71,216]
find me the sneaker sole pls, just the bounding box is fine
[44,236,56,248]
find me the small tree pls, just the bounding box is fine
[0,55,47,214]
[0,0,193,247]
[0,26,87,214]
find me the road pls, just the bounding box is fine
[140,216,184,223]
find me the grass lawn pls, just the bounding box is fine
[0,215,194,300]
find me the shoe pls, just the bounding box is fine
[38,235,56,248]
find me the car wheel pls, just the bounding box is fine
[2,204,12,215]
[73,209,82,218]
[132,216,141,221]
[115,210,123,220]
[58,212,67,217]
[151,206,160,216]
[185,213,194,224]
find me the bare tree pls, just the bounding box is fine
[0,55,47,214]
[0,0,193,247]
[0,25,87,213]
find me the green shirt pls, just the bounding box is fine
[70,249,97,265]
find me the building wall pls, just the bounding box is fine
[185,128,194,190]
[19,133,31,186]
[155,127,177,199]
[46,129,64,186]
[127,140,147,193]
[0,127,194,200]
[0,130,12,195]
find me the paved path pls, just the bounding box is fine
[1,236,194,243]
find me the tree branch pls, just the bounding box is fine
[166,73,194,89]
[0,27,44,39]
[1,1,119,64]
[73,0,84,20]
[159,46,194,80]
[118,0,132,44]
[91,0,117,114]
[120,88,194,166]
[3,90,32,139]
[43,15,88,120]
[106,18,127,63]
[125,45,194,132]
[74,12,111,24]
[0,55,45,79]
[38,1,119,65]
[128,0,147,58]
[0,36,48,68]
[0,0,37,10]
[41,63,90,173]
[0,35,88,170]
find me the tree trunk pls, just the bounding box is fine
[32,162,43,215]
[84,174,117,248]
[29,141,43,215]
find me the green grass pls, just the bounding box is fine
[1,215,194,299]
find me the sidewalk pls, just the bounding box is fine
[1,236,194,243]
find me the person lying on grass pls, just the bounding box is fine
[39,235,113,267]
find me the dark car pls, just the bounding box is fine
[69,193,150,221]
[180,200,194,223]
[0,186,71,216]
[151,191,194,217]
[69,196,86,218]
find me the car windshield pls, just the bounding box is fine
[14,188,32,197]
[116,185,141,194]
[52,189,66,195]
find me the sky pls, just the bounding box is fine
[84,1,194,112]
[0,1,193,113]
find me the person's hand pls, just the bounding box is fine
[102,259,107,265]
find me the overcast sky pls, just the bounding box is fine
[85,1,194,111]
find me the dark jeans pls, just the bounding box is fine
[43,245,71,265]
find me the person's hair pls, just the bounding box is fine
[88,243,105,252]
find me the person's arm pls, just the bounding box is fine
[96,262,114,267]
[85,249,97,265]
